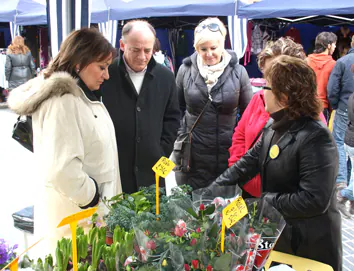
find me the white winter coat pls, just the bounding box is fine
[8,72,122,256]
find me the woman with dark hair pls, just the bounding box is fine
[307,32,337,121]
[8,28,121,255]
[5,36,36,90]
[207,55,342,270]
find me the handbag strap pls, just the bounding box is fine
[249,118,274,148]
[189,99,211,133]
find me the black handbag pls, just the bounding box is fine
[12,115,33,152]
[172,99,211,172]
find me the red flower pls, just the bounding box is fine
[191,259,199,269]
[184,264,191,271]
[206,264,213,271]
[144,229,150,236]
[146,240,156,250]
[190,238,197,246]
[235,265,245,271]
[196,227,201,233]
[199,204,205,211]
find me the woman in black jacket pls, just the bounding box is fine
[175,17,252,191]
[208,55,342,270]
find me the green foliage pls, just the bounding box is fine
[113,226,135,266]
[213,253,232,271]
[78,261,89,271]
[55,238,72,271]
[106,204,136,232]
[101,245,116,271]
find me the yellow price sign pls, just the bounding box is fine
[152,156,175,178]
[222,196,248,228]
[57,207,98,271]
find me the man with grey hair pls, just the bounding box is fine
[100,20,180,193]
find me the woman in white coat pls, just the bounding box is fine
[8,28,122,256]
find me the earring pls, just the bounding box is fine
[76,69,80,73]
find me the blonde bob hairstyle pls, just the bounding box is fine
[193,17,227,50]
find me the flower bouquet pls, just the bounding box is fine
[22,184,285,271]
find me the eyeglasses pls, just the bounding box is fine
[263,86,272,91]
[196,23,223,35]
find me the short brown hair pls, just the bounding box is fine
[257,37,306,71]
[44,28,116,79]
[314,32,337,53]
[264,55,322,120]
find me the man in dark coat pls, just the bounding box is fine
[100,20,180,193]
[327,37,354,193]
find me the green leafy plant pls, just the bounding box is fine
[54,238,72,271]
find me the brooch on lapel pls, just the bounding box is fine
[269,144,280,159]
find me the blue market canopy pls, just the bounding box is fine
[237,0,354,19]
[0,0,46,25]
[93,0,238,22]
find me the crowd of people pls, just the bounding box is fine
[4,17,354,271]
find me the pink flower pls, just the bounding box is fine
[146,240,156,250]
[174,225,187,237]
[184,264,191,271]
[196,227,201,233]
[191,260,199,269]
[212,197,225,207]
[190,238,197,246]
[177,220,187,229]
[174,220,187,237]
[199,204,205,211]
[124,256,133,266]
[206,264,213,271]
[139,246,148,262]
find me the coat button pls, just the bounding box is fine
[137,106,141,112]
[135,166,139,172]
[136,137,141,143]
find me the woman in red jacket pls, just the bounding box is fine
[228,37,326,197]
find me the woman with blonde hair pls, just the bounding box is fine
[175,17,252,191]
[5,36,36,90]
[8,28,122,256]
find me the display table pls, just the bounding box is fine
[265,251,334,271]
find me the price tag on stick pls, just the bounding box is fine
[222,196,248,229]
[220,196,248,253]
[152,156,176,217]
[152,156,176,178]
[57,207,98,271]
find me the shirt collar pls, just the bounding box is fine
[123,54,147,74]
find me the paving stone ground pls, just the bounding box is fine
[342,214,354,271]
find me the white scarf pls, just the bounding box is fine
[197,50,232,92]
